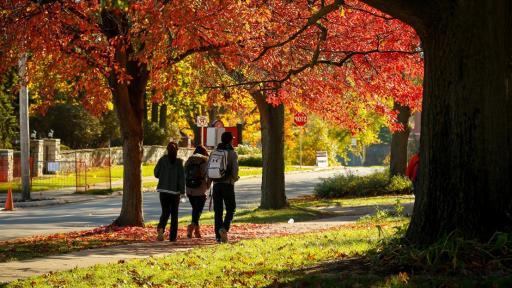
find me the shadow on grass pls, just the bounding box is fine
[268,257,512,288]
[267,232,512,288]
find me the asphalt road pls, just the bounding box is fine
[0,167,379,241]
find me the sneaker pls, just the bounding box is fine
[157,228,164,241]
[219,228,228,243]
[186,224,194,239]
[194,224,202,238]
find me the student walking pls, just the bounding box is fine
[154,142,185,242]
[208,132,239,243]
[184,145,211,238]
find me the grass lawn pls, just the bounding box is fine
[290,194,415,208]
[152,205,333,227]
[5,215,511,288]
[4,219,405,288]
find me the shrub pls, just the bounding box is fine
[314,170,412,198]
[235,144,261,155]
[238,154,263,167]
[386,174,413,194]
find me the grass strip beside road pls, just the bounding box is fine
[0,206,330,263]
[5,221,403,288]
[290,194,415,208]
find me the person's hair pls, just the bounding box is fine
[167,142,178,164]
[221,131,233,144]
[193,145,209,157]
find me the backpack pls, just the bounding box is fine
[185,161,203,188]
[207,149,228,180]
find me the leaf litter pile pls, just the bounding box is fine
[0,223,288,262]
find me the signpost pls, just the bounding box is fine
[294,112,307,167]
[196,116,208,145]
[19,55,30,200]
[316,151,329,168]
[293,112,307,127]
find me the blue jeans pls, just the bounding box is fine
[212,183,236,240]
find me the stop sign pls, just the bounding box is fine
[294,112,307,126]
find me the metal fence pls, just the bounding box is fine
[0,155,114,194]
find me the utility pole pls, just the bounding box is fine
[19,55,31,200]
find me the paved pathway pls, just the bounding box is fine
[0,167,381,241]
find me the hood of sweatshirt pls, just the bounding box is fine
[186,153,208,165]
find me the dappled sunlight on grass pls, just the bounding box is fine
[7,221,402,288]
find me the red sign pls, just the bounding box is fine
[294,112,307,126]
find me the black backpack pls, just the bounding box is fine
[185,161,203,188]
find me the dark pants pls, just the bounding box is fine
[213,183,236,240]
[188,195,207,225]
[157,193,180,241]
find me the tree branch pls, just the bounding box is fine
[358,0,429,35]
[168,43,229,64]
[208,49,419,90]
[253,0,344,62]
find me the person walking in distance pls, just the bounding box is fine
[208,132,239,243]
[184,145,211,238]
[154,142,185,242]
[406,152,420,195]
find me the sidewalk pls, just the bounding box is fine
[0,202,407,284]
[0,167,343,209]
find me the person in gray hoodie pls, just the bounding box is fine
[184,145,211,238]
[211,132,239,243]
[154,142,185,242]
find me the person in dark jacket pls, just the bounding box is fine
[154,142,185,242]
[211,132,239,243]
[185,145,211,238]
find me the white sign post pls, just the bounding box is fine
[316,151,328,168]
[294,112,307,168]
[196,116,208,145]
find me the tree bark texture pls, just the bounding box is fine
[143,93,148,121]
[151,103,159,123]
[254,92,287,209]
[401,1,512,244]
[101,10,148,227]
[159,104,167,129]
[389,102,411,177]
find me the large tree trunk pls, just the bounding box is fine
[389,102,411,177]
[404,1,512,244]
[151,103,159,123]
[101,10,148,227]
[254,92,287,209]
[159,104,167,129]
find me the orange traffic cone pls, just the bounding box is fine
[4,187,14,211]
